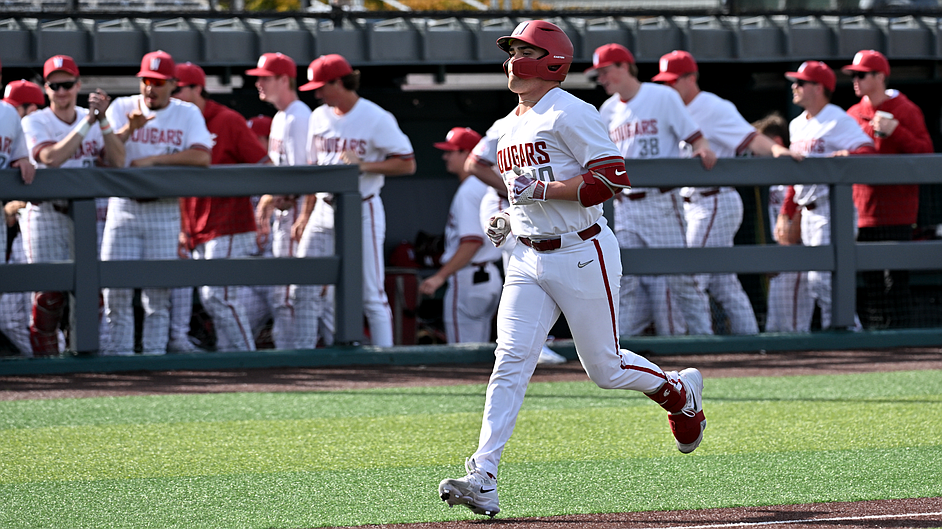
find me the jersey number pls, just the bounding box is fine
[517,166,556,182]
[638,138,659,157]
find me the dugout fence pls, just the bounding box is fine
[1,156,942,374]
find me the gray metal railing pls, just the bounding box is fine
[2,155,942,354]
[0,164,363,352]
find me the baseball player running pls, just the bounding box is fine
[439,21,706,518]
[653,50,803,335]
[103,50,212,355]
[297,53,416,347]
[777,61,874,330]
[589,43,715,337]
[174,62,271,352]
[22,55,125,355]
[249,52,319,350]
[419,126,502,343]
[467,116,568,365]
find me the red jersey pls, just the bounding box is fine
[180,99,270,249]
[846,90,933,227]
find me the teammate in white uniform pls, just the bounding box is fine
[468,115,568,365]
[418,127,502,343]
[0,70,40,355]
[297,54,417,347]
[588,43,716,337]
[249,52,320,350]
[776,61,874,330]
[653,50,803,335]
[752,113,814,332]
[439,21,706,518]
[21,55,125,355]
[103,51,212,355]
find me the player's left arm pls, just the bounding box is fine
[341,151,416,176]
[687,134,717,170]
[130,146,211,168]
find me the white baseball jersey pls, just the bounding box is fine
[308,97,414,199]
[269,99,311,167]
[106,95,212,164]
[0,101,29,169]
[471,113,516,168]
[600,82,701,194]
[789,103,873,206]
[495,87,622,238]
[442,176,502,266]
[683,91,757,158]
[23,106,107,168]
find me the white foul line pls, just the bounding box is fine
[644,510,942,529]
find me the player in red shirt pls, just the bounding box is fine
[174,62,271,351]
[842,50,934,329]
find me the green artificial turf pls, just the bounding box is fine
[1,369,940,528]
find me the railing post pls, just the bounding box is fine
[830,183,857,329]
[70,199,100,354]
[333,189,364,345]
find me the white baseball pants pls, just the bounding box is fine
[443,262,502,344]
[471,226,670,478]
[100,198,178,355]
[192,232,257,351]
[685,188,758,335]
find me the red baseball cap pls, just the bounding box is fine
[247,114,272,138]
[299,54,353,92]
[842,50,890,77]
[175,62,206,87]
[43,55,80,79]
[585,43,635,73]
[651,50,698,82]
[3,79,45,107]
[246,52,297,78]
[137,50,176,80]
[785,61,836,92]
[433,127,482,152]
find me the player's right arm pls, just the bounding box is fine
[748,133,804,161]
[26,111,98,168]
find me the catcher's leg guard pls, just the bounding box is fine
[30,291,66,356]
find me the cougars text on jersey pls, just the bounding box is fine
[495,141,550,174]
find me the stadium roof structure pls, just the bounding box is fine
[1,13,941,69]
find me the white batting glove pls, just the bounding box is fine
[508,167,546,206]
[486,210,511,248]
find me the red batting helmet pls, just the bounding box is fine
[497,20,573,82]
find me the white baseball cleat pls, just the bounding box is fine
[538,345,567,365]
[669,368,707,454]
[438,459,500,517]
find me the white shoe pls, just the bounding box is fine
[167,337,199,354]
[439,459,500,517]
[668,368,706,454]
[538,345,566,365]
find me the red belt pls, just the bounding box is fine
[518,223,601,252]
[683,188,722,203]
[363,194,375,202]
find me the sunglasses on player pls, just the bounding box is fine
[793,79,818,87]
[140,78,171,87]
[851,71,874,80]
[171,84,198,95]
[46,81,77,91]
